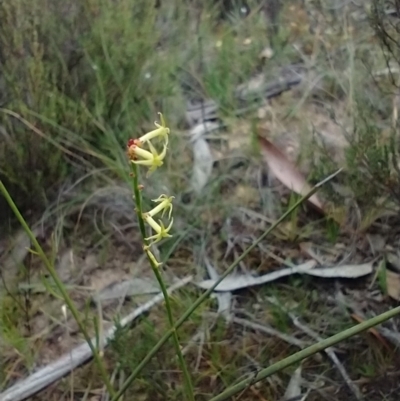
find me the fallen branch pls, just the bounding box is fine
[231,315,307,349]
[0,276,193,401]
[185,63,306,126]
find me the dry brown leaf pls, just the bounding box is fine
[386,269,400,301]
[258,136,324,212]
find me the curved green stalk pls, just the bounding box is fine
[0,180,116,397]
[129,163,195,401]
[208,304,400,401]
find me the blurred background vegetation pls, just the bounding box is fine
[0,0,276,225]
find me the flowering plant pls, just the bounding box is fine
[127,113,175,265]
[126,114,194,401]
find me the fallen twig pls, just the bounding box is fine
[231,315,307,349]
[0,276,193,401]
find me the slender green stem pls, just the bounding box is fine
[151,263,195,401]
[129,163,195,401]
[0,180,116,397]
[112,183,324,401]
[130,163,147,241]
[208,305,400,401]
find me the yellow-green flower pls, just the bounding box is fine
[148,194,174,220]
[138,113,170,146]
[128,139,167,174]
[143,214,174,246]
[145,248,162,267]
[126,113,170,174]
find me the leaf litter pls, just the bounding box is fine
[197,260,317,292]
[197,260,373,292]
